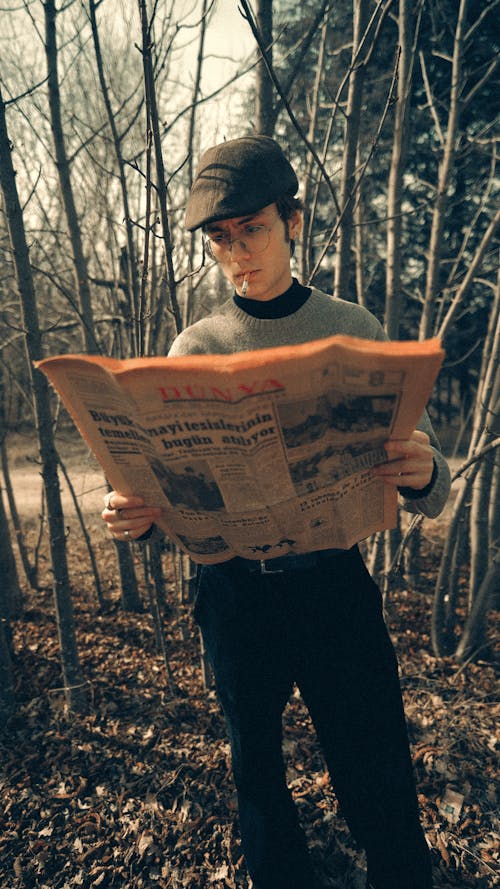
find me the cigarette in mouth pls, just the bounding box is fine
[241,274,249,296]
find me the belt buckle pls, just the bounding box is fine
[259,559,284,575]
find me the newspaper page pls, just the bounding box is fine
[35,335,444,564]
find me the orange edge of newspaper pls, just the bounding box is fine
[35,335,444,375]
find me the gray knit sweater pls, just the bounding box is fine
[169,287,451,519]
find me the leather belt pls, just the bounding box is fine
[232,548,345,575]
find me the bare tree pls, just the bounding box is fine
[88,0,142,357]
[44,0,98,354]
[333,0,370,301]
[385,0,423,338]
[418,0,500,340]
[255,0,274,136]
[0,83,88,712]
[137,0,182,348]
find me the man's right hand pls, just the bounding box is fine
[102,492,162,541]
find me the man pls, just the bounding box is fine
[103,135,451,889]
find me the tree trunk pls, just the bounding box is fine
[334,0,369,301]
[419,0,469,340]
[0,617,15,716]
[57,455,105,609]
[138,0,182,344]
[115,540,143,612]
[44,0,98,354]
[184,0,209,330]
[0,480,22,619]
[455,558,499,663]
[141,544,177,695]
[255,0,275,136]
[385,0,421,338]
[89,0,141,357]
[0,85,88,712]
[300,6,329,283]
[1,438,36,592]
[468,267,500,603]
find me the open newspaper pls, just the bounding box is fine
[36,335,444,564]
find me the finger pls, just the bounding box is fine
[374,457,433,488]
[103,491,147,510]
[115,522,153,541]
[102,510,160,529]
[374,470,430,489]
[385,431,430,456]
[107,517,155,538]
[103,506,161,521]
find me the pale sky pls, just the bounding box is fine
[178,0,256,145]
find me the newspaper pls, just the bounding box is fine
[35,335,444,564]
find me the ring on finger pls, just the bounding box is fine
[124,529,131,539]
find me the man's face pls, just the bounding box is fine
[204,203,302,302]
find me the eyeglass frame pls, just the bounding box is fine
[203,215,281,261]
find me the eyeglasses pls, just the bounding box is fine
[204,216,280,261]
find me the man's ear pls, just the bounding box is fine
[288,210,303,241]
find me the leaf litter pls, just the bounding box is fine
[0,533,498,889]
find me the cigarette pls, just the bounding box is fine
[242,274,249,296]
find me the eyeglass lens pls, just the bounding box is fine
[206,219,278,259]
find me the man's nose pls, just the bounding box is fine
[229,238,251,260]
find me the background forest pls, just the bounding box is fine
[0,1,498,888]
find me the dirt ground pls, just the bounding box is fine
[6,430,108,529]
[1,431,498,889]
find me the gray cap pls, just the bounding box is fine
[185,135,299,231]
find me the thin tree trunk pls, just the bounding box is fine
[138,0,182,341]
[0,617,15,716]
[469,367,499,604]
[255,0,274,136]
[354,162,366,307]
[455,559,499,663]
[419,0,469,339]
[57,455,105,609]
[44,0,98,354]
[334,0,369,301]
[431,436,496,657]
[385,0,422,338]
[88,0,141,357]
[115,539,143,612]
[0,85,88,712]
[185,0,209,329]
[1,438,36,591]
[301,6,329,283]
[0,480,22,619]
[141,545,177,695]
[468,267,500,602]
[383,521,401,603]
[489,455,500,593]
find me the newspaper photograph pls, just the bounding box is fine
[35,335,444,564]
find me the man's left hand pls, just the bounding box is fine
[373,430,434,491]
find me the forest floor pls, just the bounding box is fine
[0,432,498,889]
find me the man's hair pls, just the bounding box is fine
[276,194,303,255]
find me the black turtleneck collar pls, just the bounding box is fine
[233,278,311,319]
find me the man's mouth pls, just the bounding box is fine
[237,270,257,280]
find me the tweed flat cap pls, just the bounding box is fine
[185,135,298,231]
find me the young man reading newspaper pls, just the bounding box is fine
[102,136,451,889]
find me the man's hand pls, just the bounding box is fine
[102,492,162,541]
[373,430,435,491]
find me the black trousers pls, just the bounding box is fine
[194,546,433,889]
